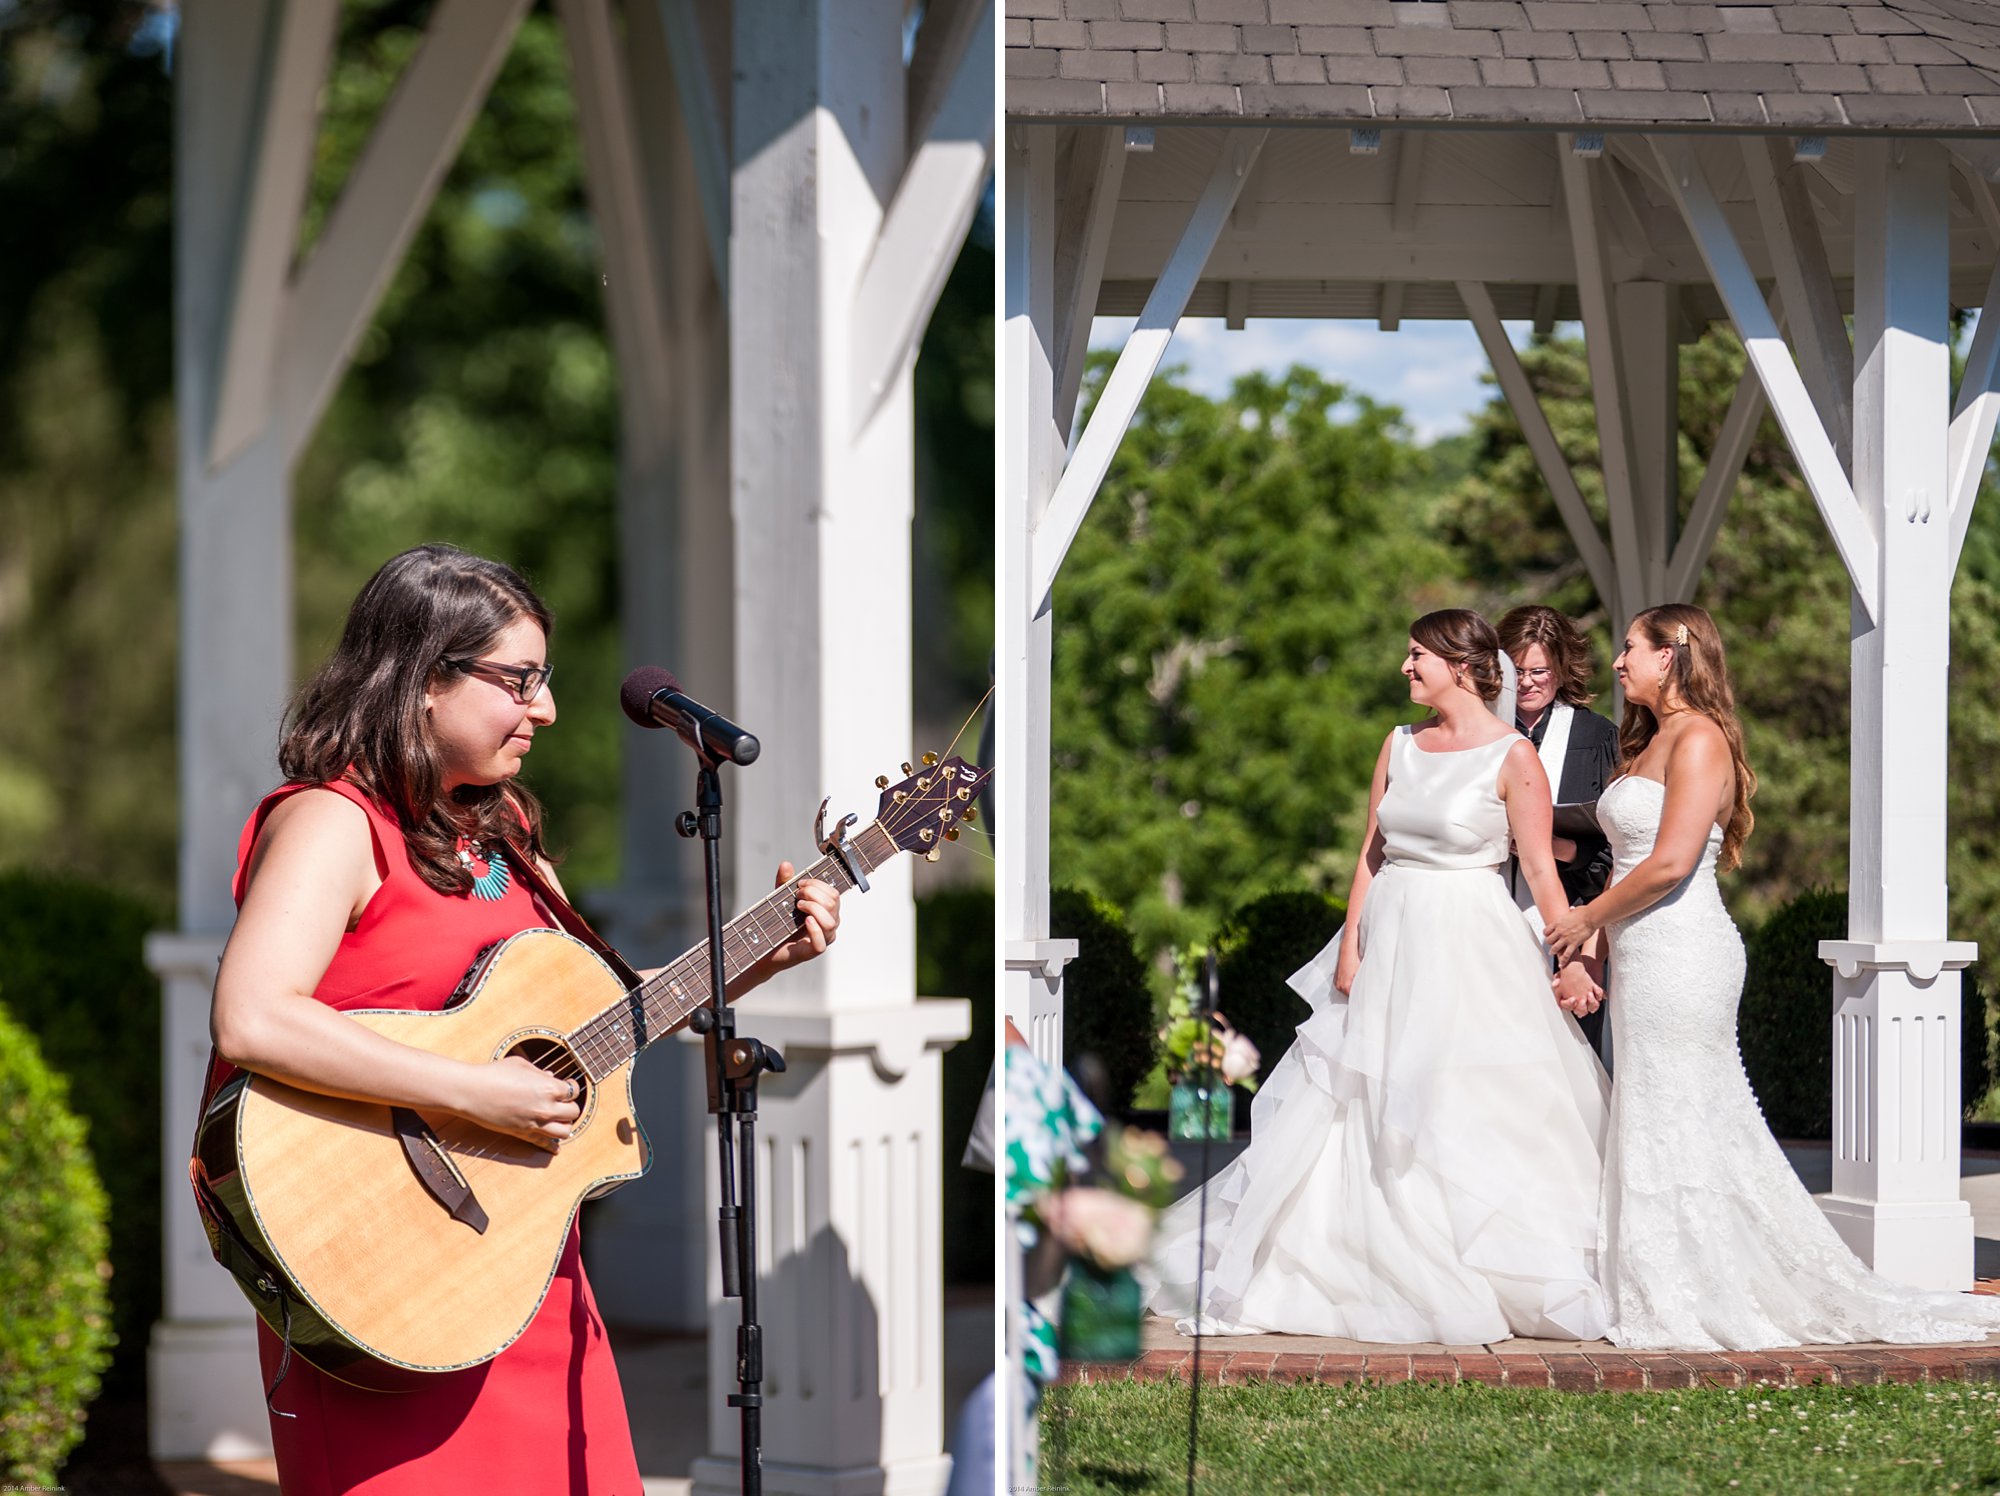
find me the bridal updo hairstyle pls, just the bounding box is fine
[1618,603,1756,871]
[279,543,556,896]
[1410,608,1505,702]
[1496,604,1598,708]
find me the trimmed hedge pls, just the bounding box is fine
[1739,885,1994,1140]
[1051,887,1154,1116]
[918,885,994,1286]
[0,1000,114,1486]
[1214,889,1346,1126]
[0,873,161,1399]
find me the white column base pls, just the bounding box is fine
[1003,941,1076,1067]
[1818,1195,1975,1293]
[148,1318,271,1461]
[1819,938,1980,1291]
[697,997,969,1492]
[690,1452,953,1496]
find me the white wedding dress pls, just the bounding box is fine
[1143,726,1612,1343]
[1597,773,2000,1349]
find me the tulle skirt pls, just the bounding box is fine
[1142,861,1612,1343]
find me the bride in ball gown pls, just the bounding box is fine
[1546,603,2000,1351]
[1143,609,1614,1344]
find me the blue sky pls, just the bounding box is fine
[1090,316,1526,447]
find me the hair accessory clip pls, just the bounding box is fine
[1674,623,1689,646]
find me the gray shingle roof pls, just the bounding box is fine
[1004,1,2000,130]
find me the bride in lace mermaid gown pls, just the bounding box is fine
[1144,610,1612,1343]
[1549,605,2000,1351]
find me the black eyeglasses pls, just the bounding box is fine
[444,657,554,703]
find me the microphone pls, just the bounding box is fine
[619,667,761,766]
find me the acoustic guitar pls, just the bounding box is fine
[190,756,988,1390]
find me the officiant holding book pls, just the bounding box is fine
[1498,605,1619,1055]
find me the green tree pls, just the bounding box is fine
[1051,363,1461,965]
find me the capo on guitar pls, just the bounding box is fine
[813,797,869,893]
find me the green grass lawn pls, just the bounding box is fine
[1038,1377,2000,1494]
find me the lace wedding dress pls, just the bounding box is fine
[1143,726,1612,1343]
[1598,774,2000,1350]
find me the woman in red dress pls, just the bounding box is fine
[205,544,839,1494]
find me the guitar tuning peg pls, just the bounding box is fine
[945,827,959,842]
[900,761,913,775]
[961,805,977,824]
[925,846,942,862]
[922,752,939,767]
[874,775,889,790]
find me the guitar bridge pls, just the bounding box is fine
[391,1108,489,1234]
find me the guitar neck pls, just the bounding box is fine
[568,821,899,1076]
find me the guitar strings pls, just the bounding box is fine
[437,753,988,1177]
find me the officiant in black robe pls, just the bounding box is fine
[1499,606,1620,1055]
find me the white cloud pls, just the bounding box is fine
[1088,315,1540,445]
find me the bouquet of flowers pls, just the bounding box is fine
[1158,945,1261,1139]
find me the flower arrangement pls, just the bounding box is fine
[1158,945,1262,1138]
[1034,1124,1185,1271]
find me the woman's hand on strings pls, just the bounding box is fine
[730,863,842,995]
[455,1054,582,1150]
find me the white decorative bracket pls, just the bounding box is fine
[1005,938,1079,987]
[1820,940,1979,984]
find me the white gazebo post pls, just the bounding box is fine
[1818,140,1979,1289]
[691,3,988,1492]
[150,0,535,1455]
[555,0,728,1333]
[145,0,322,1457]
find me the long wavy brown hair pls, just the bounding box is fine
[1618,603,1756,871]
[1497,604,1597,708]
[279,544,556,895]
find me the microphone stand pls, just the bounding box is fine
[677,749,783,1496]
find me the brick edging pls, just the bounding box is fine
[1059,1342,2000,1392]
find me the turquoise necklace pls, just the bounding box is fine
[456,837,512,902]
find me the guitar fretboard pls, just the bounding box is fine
[565,821,899,1079]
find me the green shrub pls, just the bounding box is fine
[1051,887,1154,1116]
[918,885,994,1286]
[0,1000,114,1486]
[1739,887,1844,1139]
[1214,889,1346,1126]
[1740,887,1996,1139]
[0,872,162,1398]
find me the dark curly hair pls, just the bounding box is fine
[1410,608,1504,702]
[278,544,556,895]
[1497,604,1598,708]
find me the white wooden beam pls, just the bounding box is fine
[1652,135,1879,623]
[1029,129,1267,613]
[1051,126,1126,444]
[1532,283,1559,335]
[1378,281,1404,333]
[1459,279,1620,616]
[558,0,674,458]
[1224,279,1249,331]
[1559,142,1647,617]
[849,0,994,433]
[1741,135,1854,474]
[279,0,532,464]
[1616,279,1679,602]
[907,0,987,159]
[655,0,730,293]
[1668,363,1766,603]
[206,0,338,471]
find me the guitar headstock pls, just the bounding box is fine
[874,755,991,859]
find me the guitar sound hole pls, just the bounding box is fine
[508,1037,589,1114]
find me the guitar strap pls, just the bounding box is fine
[501,839,646,991]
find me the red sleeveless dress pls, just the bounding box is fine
[221,779,643,1496]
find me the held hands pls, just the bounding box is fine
[1544,904,1597,964]
[1551,958,1604,1017]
